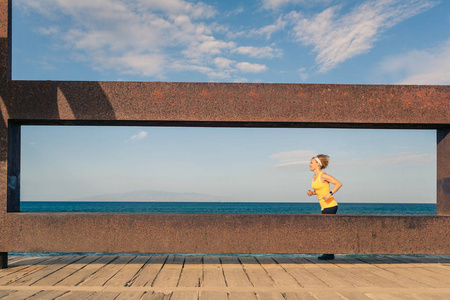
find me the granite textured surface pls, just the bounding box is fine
[4,213,450,255]
[0,0,449,256]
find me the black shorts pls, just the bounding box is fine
[321,206,338,214]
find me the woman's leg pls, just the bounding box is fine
[319,206,338,260]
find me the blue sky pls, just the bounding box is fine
[14,0,446,203]
[21,126,436,203]
[13,0,450,84]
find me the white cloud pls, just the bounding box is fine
[379,39,450,85]
[250,16,287,40]
[37,27,59,35]
[232,46,283,59]
[288,0,439,72]
[260,0,330,11]
[270,149,316,170]
[338,152,435,167]
[136,0,217,19]
[214,57,234,69]
[225,7,244,17]
[298,67,308,81]
[16,0,272,81]
[271,149,316,162]
[270,150,434,171]
[236,62,267,73]
[130,131,148,141]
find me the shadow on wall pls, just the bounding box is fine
[0,39,117,162]
[1,36,117,213]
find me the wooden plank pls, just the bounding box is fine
[202,256,226,287]
[255,257,300,287]
[152,255,185,287]
[114,291,146,300]
[292,257,353,288]
[0,257,60,284]
[228,292,257,300]
[271,257,326,288]
[389,295,432,300]
[0,290,17,298]
[141,291,172,300]
[239,257,275,287]
[220,256,252,287]
[383,256,450,284]
[7,256,83,286]
[256,292,285,300]
[364,293,405,300]
[171,291,198,300]
[178,256,203,287]
[356,257,432,288]
[303,257,374,288]
[309,291,346,300]
[418,294,450,300]
[421,264,450,279]
[5,257,20,264]
[31,255,99,286]
[88,291,121,300]
[55,255,117,286]
[337,291,373,300]
[78,256,136,286]
[1,256,51,278]
[55,291,96,300]
[199,291,228,300]
[0,290,41,299]
[9,256,59,266]
[26,290,68,300]
[104,256,151,287]
[284,292,316,300]
[330,257,399,288]
[382,265,444,288]
[1,256,72,286]
[128,255,167,287]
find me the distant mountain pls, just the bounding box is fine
[72,190,236,202]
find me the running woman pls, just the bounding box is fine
[307,154,342,260]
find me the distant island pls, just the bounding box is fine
[72,190,237,202]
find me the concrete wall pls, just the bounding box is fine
[1,0,449,255]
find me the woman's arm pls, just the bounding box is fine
[321,173,342,200]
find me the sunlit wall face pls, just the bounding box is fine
[21,126,436,204]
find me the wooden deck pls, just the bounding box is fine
[0,255,449,299]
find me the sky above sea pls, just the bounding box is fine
[12,0,449,84]
[21,126,436,203]
[13,1,446,203]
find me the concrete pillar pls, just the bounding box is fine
[0,252,6,269]
[7,121,20,212]
[0,0,11,81]
[437,128,450,215]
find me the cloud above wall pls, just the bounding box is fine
[270,150,435,171]
[260,0,331,11]
[130,131,148,141]
[16,0,440,81]
[378,39,450,85]
[270,150,316,171]
[16,0,281,81]
[287,0,439,72]
[337,152,435,168]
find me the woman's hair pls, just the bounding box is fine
[315,154,330,169]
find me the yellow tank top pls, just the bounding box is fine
[312,171,338,210]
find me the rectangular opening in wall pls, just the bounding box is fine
[20,125,437,214]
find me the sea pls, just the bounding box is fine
[21,201,436,215]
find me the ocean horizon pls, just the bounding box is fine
[21,201,436,215]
